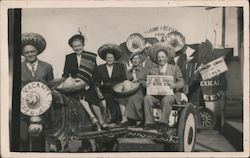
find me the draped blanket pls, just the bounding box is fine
[44,89,92,151]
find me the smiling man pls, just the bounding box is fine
[143,42,184,132]
[21,33,54,151]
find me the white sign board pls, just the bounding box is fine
[21,82,52,116]
[146,75,174,96]
[199,57,228,80]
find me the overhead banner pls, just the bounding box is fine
[198,57,228,80]
[146,75,174,96]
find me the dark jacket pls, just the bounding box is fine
[62,51,96,80]
[94,62,127,97]
[21,60,54,88]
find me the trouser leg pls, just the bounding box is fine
[144,95,160,124]
[159,95,175,123]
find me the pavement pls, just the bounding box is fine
[194,129,236,152]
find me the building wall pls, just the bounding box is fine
[22,7,228,78]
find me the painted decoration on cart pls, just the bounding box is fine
[21,81,52,116]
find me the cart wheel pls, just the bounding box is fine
[198,108,216,129]
[176,104,196,152]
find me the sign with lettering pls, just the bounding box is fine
[200,75,224,102]
[144,26,177,42]
[198,57,228,80]
[146,75,174,95]
[21,82,52,116]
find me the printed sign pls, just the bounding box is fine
[144,25,177,42]
[198,57,228,80]
[21,82,52,116]
[146,75,174,95]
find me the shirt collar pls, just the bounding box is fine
[26,60,38,66]
[26,60,39,71]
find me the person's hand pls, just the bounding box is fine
[168,82,176,89]
[132,79,139,83]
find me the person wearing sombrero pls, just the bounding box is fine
[93,44,127,125]
[143,42,184,132]
[120,52,149,127]
[118,33,158,72]
[21,33,54,151]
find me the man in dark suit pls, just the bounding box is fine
[144,42,184,132]
[21,33,54,151]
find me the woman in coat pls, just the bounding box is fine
[93,44,127,125]
[122,53,148,127]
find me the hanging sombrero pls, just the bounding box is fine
[112,80,140,97]
[21,33,47,54]
[21,82,52,116]
[126,33,146,54]
[165,31,186,52]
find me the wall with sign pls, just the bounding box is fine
[22,7,236,78]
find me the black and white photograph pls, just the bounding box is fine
[0,0,249,157]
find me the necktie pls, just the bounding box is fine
[132,69,137,81]
[31,63,35,77]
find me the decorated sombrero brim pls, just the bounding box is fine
[166,31,186,52]
[149,42,175,64]
[113,80,140,97]
[98,44,122,61]
[22,33,46,54]
[126,33,146,54]
[21,82,52,116]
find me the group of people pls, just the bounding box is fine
[20,32,194,151]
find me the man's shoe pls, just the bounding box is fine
[143,124,158,131]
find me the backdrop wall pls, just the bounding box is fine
[22,7,237,78]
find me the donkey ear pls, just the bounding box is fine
[205,39,214,51]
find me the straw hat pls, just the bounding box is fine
[98,44,122,61]
[112,80,140,97]
[21,82,52,116]
[126,33,146,54]
[165,31,186,52]
[21,33,46,55]
[149,42,175,64]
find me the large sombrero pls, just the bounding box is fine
[21,33,46,54]
[98,44,122,61]
[112,80,140,97]
[149,42,175,64]
[165,31,186,52]
[68,34,85,47]
[126,33,146,54]
[55,76,87,95]
[21,82,52,116]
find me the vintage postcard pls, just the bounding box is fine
[0,0,249,158]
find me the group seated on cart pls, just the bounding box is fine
[42,78,198,152]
